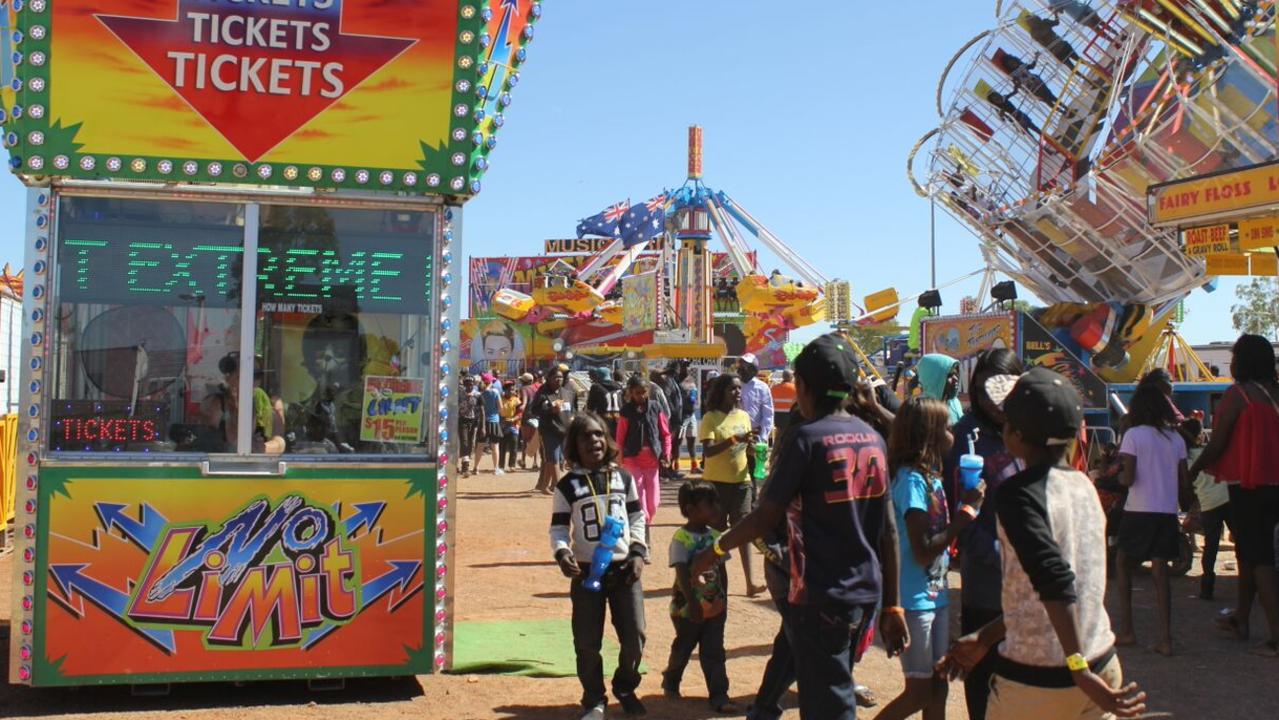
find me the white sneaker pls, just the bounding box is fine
[495,468,506,475]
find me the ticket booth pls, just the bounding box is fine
[3,0,542,687]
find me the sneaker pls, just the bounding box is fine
[579,702,606,720]
[617,692,647,716]
[495,468,506,476]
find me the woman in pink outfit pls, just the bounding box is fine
[616,374,671,525]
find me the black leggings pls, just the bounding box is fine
[1201,504,1232,578]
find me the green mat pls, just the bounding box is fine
[450,618,622,677]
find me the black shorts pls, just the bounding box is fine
[1228,484,1279,569]
[1118,511,1180,562]
[482,421,503,444]
[711,481,754,525]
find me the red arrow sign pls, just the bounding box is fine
[98,0,416,162]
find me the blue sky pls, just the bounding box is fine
[0,2,1243,344]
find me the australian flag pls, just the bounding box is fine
[576,200,630,238]
[619,193,668,248]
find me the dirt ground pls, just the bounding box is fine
[1,468,1277,719]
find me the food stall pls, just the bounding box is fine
[3,0,542,687]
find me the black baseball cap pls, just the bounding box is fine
[794,333,858,398]
[999,367,1083,446]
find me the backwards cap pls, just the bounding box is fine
[996,367,1083,446]
[793,333,858,399]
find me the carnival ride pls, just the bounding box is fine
[485,126,836,362]
[908,0,1277,378]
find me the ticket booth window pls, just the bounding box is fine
[48,196,246,452]
[45,196,437,456]
[252,205,436,455]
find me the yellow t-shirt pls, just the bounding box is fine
[499,395,522,421]
[699,409,751,484]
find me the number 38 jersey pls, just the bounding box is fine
[549,465,647,564]
[761,414,889,608]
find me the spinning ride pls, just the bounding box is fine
[909,1,1276,338]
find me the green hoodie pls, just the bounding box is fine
[917,353,963,425]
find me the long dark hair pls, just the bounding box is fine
[706,373,740,412]
[563,412,619,467]
[1126,384,1179,430]
[888,397,952,477]
[1137,368,1174,398]
[1232,333,1277,385]
[969,348,1023,427]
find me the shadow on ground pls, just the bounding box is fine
[0,646,423,718]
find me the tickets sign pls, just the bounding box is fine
[360,375,426,443]
[1182,224,1231,257]
[2,0,542,194]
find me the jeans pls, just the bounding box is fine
[542,431,565,467]
[570,565,646,709]
[458,417,477,460]
[961,605,1003,720]
[782,601,871,720]
[663,613,729,702]
[499,426,519,468]
[900,609,948,679]
[748,562,796,720]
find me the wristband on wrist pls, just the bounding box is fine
[712,538,728,557]
[1065,653,1088,672]
[882,606,906,616]
[959,504,979,520]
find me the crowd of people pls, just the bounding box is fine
[463,331,1279,719]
